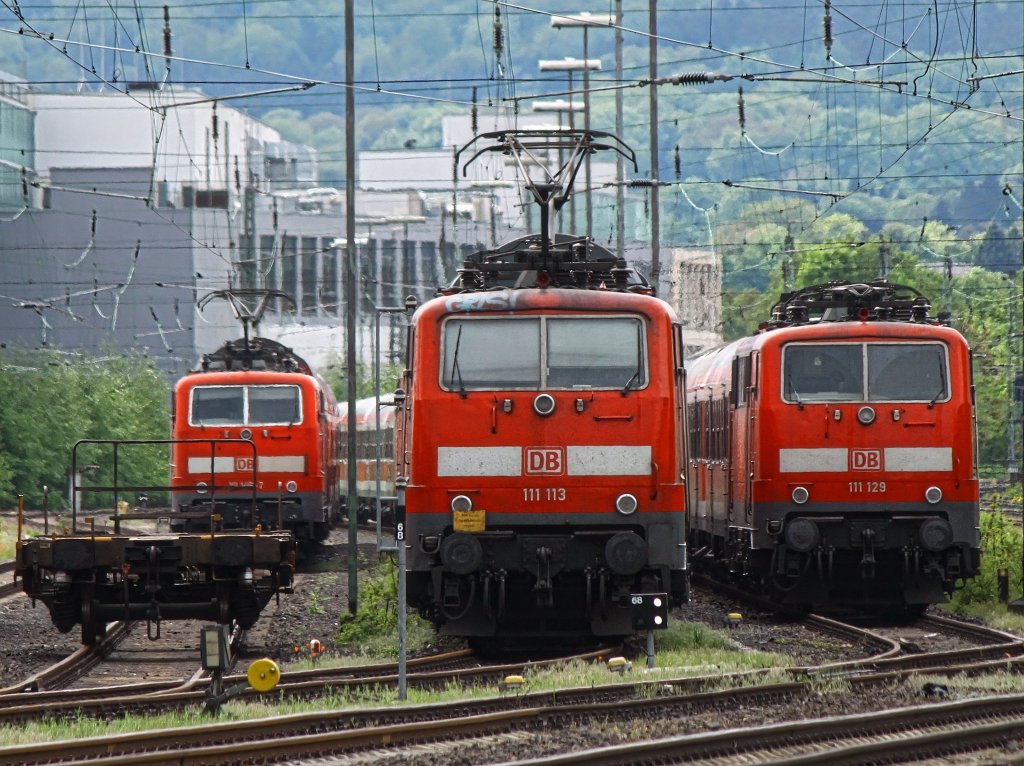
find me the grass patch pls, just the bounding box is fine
[333,557,437,660]
[0,518,34,560]
[913,670,1024,697]
[935,601,1024,636]
[0,521,16,560]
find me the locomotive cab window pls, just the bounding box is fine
[441,315,646,391]
[190,384,303,426]
[782,342,949,404]
[867,343,948,402]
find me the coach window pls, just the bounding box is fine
[782,344,862,403]
[732,355,751,407]
[868,343,948,402]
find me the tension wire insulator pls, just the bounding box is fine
[671,71,716,86]
[493,7,504,62]
[471,87,478,134]
[737,86,746,133]
[163,5,172,57]
[823,0,833,57]
[628,179,656,189]
[211,102,218,143]
[673,146,681,180]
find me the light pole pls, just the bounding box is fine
[372,296,417,700]
[531,99,584,234]
[538,57,601,237]
[550,13,612,242]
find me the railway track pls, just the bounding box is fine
[0,560,17,601]
[498,693,1024,766]
[0,613,1019,764]
[0,620,255,705]
[0,646,609,725]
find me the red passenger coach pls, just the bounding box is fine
[338,395,397,524]
[171,335,340,544]
[686,281,981,612]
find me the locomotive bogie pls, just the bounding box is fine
[407,515,681,637]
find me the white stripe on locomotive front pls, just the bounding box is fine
[778,447,953,472]
[437,445,652,477]
[186,455,306,473]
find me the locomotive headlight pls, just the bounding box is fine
[857,406,876,425]
[919,518,953,552]
[615,493,639,515]
[451,495,473,513]
[791,486,810,505]
[240,428,253,440]
[285,481,298,493]
[784,518,820,552]
[924,486,943,504]
[533,393,556,416]
[196,481,209,495]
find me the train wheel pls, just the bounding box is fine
[231,588,262,629]
[79,597,106,646]
[50,593,78,634]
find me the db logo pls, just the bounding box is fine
[524,447,564,475]
[235,457,255,471]
[850,449,882,471]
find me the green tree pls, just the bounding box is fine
[0,350,170,509]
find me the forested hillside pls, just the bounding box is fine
[3,1,1019,243]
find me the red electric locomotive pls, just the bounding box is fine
[686,281,981,612]
[395,130,689,641]
[171,291,341,545]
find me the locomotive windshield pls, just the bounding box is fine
[441,316,646,391]
[782,342,948,403]
[190,384,303,425]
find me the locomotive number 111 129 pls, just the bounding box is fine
[848,481,887,493]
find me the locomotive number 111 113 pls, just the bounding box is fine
[523,487,567,502]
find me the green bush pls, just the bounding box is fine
[336,558,435,657]
[951,511,1024,607]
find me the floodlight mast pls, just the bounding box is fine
[456,129,637,261]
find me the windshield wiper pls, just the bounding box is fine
[621,368,641,396]
[786,372,804,409]
[621,329,643,396]
[449,325,467,398]
[928,361,947,408]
